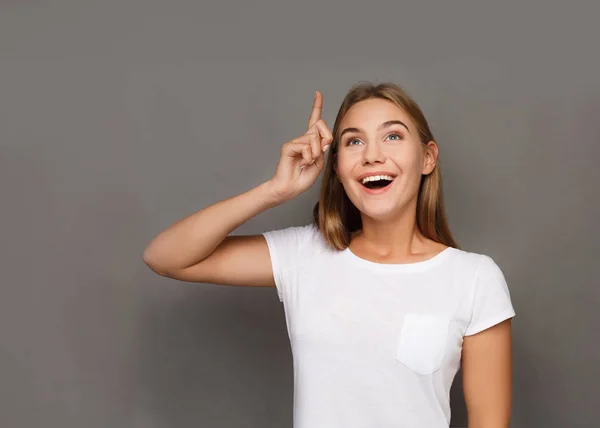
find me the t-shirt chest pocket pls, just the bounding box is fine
[395,313,450,375]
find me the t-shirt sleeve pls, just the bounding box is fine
[262,224,313,302]
[464,254,516,336]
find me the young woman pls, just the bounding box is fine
[143,82,516,428]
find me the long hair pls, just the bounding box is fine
[312,81,460,250]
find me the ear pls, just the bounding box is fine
[422,141,438,175]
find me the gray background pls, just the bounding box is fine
[2,1,599,427]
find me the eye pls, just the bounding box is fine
[345,133,403,146]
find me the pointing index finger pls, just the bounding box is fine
[308,90,322,129]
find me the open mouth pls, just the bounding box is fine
[360,178,395,190]
[358,175,396,191]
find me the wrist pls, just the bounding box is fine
[259,180,287,208]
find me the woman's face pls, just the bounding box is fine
[335,98,437,221]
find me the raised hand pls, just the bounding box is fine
[268,91,334,203]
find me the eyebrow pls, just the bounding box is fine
[340,120,411,138]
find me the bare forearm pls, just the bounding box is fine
[142,180,283,273]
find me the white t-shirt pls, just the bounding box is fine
[262,223,516,428]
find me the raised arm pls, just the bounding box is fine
[142,180,282,285]
[142,91,333,286]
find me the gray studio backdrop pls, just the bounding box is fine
[2,1,599,427]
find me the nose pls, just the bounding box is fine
[362,142,386,165]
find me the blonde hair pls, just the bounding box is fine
[312,81,460,250]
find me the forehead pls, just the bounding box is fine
[340,98,414,131]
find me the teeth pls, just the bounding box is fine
[361,175,395,184]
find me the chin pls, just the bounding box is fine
[355,201,400,220]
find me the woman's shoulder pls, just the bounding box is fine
[264,222,322,249]
[446,245,505,277]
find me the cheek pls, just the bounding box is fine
[334,155,353,177]
[394,147,423,171]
